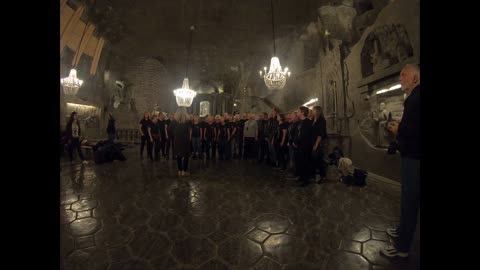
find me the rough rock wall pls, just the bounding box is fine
[344,0,419,181]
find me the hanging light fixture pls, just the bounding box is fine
[61,69,84,95]
[173,26,197,107]
[61,22,89,96]
[259,0,291,90]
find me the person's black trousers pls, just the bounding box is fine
[237,135,244,159]
[276,143,288,170]
[68,138,85,161]
[151,137,161,160]
[204,140,212,159]
[258,137,268,162]
[313,144,327,178]
[295,147,313,182]
[160,136,167,157]
[225,140,232,160]
[140,135,148,157]
[218,138,227,160]
[211,140,217,159]
[244,137,257,160]
[177,156,189,171]
[166,136,175,159]
[146,139,153,160]
[396,157,420,252]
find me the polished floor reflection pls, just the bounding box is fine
[60,146,419,270]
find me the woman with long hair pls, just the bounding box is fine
[139,112,152,159]
[312,105,328,183]
[174,108,192,176]
[65,112,88,164]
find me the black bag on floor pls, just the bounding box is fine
[353,169,368,186]
[342,175,355,185]
[93,140,126,164]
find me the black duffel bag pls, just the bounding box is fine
[353,169,368,186]
[93,140,126,164]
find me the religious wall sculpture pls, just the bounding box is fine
[361,24,413,77]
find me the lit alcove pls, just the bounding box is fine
[200,101,210,117]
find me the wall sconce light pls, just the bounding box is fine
[303,98,318,106]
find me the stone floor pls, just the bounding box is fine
[60,146,419,270]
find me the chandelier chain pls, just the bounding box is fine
[271,0,276,55]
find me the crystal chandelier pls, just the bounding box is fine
[61,69,84,95]
[260,57,290,90]
[174,78,197,107]
[259,0,291,90]
[61,22,89,96]
[173,26,197,107]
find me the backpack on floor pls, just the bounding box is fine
[353,169,368,186]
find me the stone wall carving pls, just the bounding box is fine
[361,24,413,77]
[124,57,169,117]
[317,4,357,43]
[319,40,345,134]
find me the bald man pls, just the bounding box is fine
[382,64,420,258]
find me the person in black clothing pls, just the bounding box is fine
[191,115,202,159]
[257,112,268,163]
[148,115,162,161]
[173,108,192,176]
[381,64,421,258]
[165,113,176,160]
[275,113,289,170]
[217,116,229,160]
[212,115,221,160]
[294,106,314,186]
[312,106,328,183]
[139,112,152,159]
[203,116,215,160]
[223,113,233,160]
[287,111,300,179]
[65,111,88,164]
[107,113,116,142]
[231,114,240,159]
[158,113,168,159]
[267,109,279,166]
[199,116,208,159]
[236,113,246,159]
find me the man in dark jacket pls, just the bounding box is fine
[287,111,300,179]
[294,106,313,186]
[382,64,420,258]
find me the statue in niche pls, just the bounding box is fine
[129,98,136,112]
[372,102,390,146]
[113,95,121,109]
